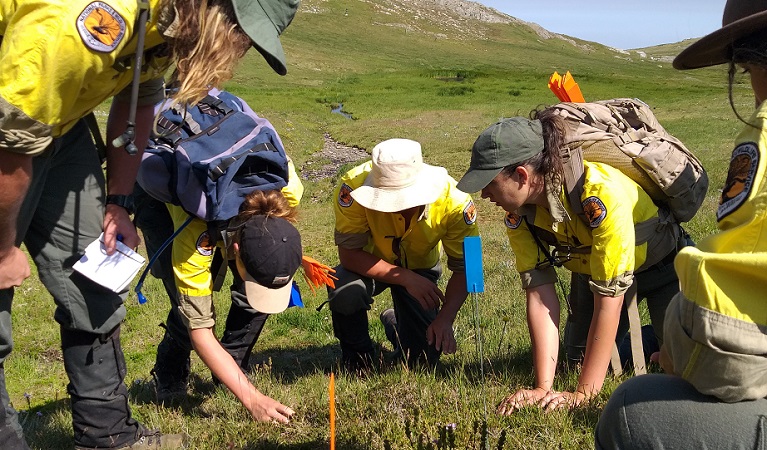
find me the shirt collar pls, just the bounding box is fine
[544,175,570,223]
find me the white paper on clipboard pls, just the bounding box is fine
[73,233,146,293]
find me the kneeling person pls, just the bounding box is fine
[328,138,479,370]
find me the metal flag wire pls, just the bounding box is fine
[463,236,489,442]
[329,372,335,450]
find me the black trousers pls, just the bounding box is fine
[327,264,442,366]
[133,188,269,385]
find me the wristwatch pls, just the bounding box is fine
[106,194,135,215]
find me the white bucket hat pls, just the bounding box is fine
[350,138,448,213]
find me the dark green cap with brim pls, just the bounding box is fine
[232,0,300,76]
[457,117,544,193]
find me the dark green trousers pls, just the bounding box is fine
[327,264,442,367]
[596,374,767,449]
[0,120,143,448]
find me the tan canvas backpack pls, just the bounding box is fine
[552,98,709,227]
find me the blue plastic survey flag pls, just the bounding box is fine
[463,236,484,293]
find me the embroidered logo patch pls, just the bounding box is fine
[582,196,607,228]
[196,231,214,256]
[504,212,522,229]
[463,200,477,225]
[338,183,354,207]
[718,142,759,221]
[77,2,126,53]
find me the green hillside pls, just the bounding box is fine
[8,1,752,449]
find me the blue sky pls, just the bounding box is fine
[476,1,723,49]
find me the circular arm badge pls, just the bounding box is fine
[77,2,126,53]
[582,196,607,228]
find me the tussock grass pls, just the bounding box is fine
[7,0,743,447]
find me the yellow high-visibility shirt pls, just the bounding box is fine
[333,161,479,273]
[0,0,168,154]
[506,161,675,297]
[664,102,767,402]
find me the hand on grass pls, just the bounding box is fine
[496,387,548,415]
[249,391,295,424]
[539,390,587,412]
[427,316,456,354]
[657,345,675,375]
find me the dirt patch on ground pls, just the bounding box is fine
[300,133,369,181]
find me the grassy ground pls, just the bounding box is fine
[5,1,753,448]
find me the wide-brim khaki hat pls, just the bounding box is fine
[350,138,448,213]
[674,0,767,70]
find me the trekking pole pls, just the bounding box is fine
[463,236,488,446]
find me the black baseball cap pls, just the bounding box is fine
[237,215,302,314]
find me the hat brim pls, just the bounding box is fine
[351,165,447,212]
[232,0,289,75]
[674,10,767,70]
[456,166,503,193]
[243,274,293,314]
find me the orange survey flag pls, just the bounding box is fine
[548,71,585,102]
[548,71,569,102]
[561,71,585,102]
[301,255,338,294]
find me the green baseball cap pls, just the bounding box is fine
[231,0,300,76]
[457,117,544,193]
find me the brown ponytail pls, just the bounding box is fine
[236,190,298,224]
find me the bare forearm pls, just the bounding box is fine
[438,273,467,323]
[338,246,413,286]
[577,294,623,397]
[105,101,154,195]
[0,152,32,252]
[526,284,560,391]
[190,328,259,408]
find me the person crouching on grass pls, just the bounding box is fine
[596,0,767,447]
[326,138,479,371]
[456,114,684,412]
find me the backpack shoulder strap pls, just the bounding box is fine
[560,144,587,222]
[198,94,234,115]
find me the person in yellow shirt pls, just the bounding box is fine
[0,0,299,448]
[328,138,479,370]
[166,189,302,423]
[457,114,684,413]
[596,1,767,447]
[133,97,305,421]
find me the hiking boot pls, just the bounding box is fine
[151,369,188,405]
[379,309,405,364]
[151,328,191,405]
[380,308,399,351]
[75,429,189,449]
[340,349,377,375]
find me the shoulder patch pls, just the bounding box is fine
[718,142,759,221]
[196,231,214,256]
[504,212,522,229]
[582,196,607,228]
[463,200,477,225]
[77,2,126,53]
[338,183,354,207]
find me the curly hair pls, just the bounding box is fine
[167,0,252,106]
[500,108,567,189]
